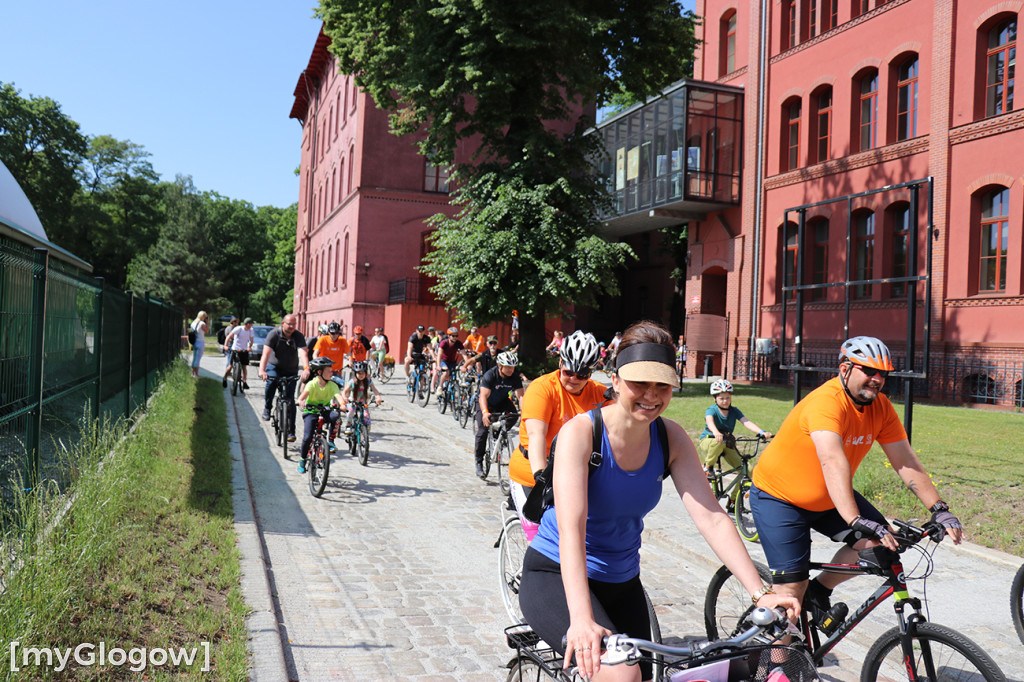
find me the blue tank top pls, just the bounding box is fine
[530,414,665,582]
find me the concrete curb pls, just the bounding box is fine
[225,387,289,681]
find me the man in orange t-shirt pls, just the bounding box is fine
[313,322,349,384]
[349,326,371,363]
[464,326,486,355]
[508,330,608,538]
[750,336,963,635]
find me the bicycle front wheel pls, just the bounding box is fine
[1011,563,1024,646]
[704,561,771,640]
[497,435,513,495]
[861,622,1005,682]
[482,429,496,480]
[734,479,759,543]
[499,515,528,624]
[231,361,241,396]
[308,435,330,497]
[417,373,430,407]
[358,423,370,466]
[277,400,289,460]
[458,389,472,429]
[436,384,448,414]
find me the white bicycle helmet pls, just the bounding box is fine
[559,330,600,373]
[710,379,733,395]
[497,351,518,367]
[839,336,894,371]
[318,324,329,335]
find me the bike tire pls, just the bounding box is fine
[407,374,416,402]
[348,422,358,457]
[482,428,496,480]
[734,479,759,543]
[499,515,528,624]
[643,586,664,681]
[1012,563,1024,646]
[358,422,370,466]
[505,657,548,682]
[380,360,394,384]
[277,399,289,460]
[458,388,472,429]
[417,372,430,407]
[704,561,771,640]
[497,435,513,495]
[861,621,1006,682]
[308,434,330,497]
[231,361,240,396]
[436,383,448,414]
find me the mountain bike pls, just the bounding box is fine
[704,434,767,542]
[457,369,479,429]
[1011,562,1024,646]
[345,401,372,466]
[229,350,244,396]
[406,357,430,406]
[704,519,1006,681]
[435,370,458,416]
[503,603,792,682]
[486,411,519,494]
[370,353,394,383]
[269,375,298,460]
[305,405,334,497]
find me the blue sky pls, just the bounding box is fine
[2,1,697,210]
[1,1,323,209]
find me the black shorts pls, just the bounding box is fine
[518,547,653,681]
[230,349,250,365]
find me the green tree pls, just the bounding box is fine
[316,0,698,359]
[250,204,297,322]
[127,177,229,318]
[0,82,87,243]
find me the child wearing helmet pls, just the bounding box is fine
[296,356,343,473]
[340,360,383,436]
[697,379,773,471]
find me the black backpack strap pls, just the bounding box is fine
[655,417,671,480]
[588,407,604,471]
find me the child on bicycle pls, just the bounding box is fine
[340,361,383,437]
[697,379,773,471]
[296,356,342,474]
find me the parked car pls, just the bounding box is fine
[250,325,276,365]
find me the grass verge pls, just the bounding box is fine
[664,381,1024,556]
[0,363,247,680]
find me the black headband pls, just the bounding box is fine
[615,342,675,368]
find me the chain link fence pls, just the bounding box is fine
[0,237,183,513]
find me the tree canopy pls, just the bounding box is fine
[317,0,698,359]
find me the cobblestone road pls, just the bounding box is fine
[218,356,1023,681]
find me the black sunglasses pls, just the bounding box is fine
[854,364,889,379]
[561,368,592,380]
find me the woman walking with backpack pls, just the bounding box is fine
[517,321,799,682]
[188,311,210,378]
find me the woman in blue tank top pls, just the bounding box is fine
[518,322,799,682]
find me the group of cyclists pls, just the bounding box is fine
[256,312,970,681]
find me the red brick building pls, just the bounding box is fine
[673,0,1024,405]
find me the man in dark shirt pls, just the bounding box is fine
[474,351,525,478]
[435,326,465,395]
[404,324,430,377]
[258,313,308,439]
[461,335,501,375]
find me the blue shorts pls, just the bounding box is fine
[749,485,887,584]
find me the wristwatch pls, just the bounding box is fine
[750,584,775,604]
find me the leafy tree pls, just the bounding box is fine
[317,0,699,359]
[0,82,87,243]
[251,204,298,322]
[127,177,229,318]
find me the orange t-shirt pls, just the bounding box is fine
[349,335,369,362]
[314,336,350,370]
[465,333,486,354]
[752,377,908,511]
[509,370,610,486]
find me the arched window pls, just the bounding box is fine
[327,244,333,290]
[979,186,1010,292]
[336,91,342,133]
[807,0,818,39]
[335,239,341,289]
[889,203,911,297]
[986,19,1016,116]
[857,69,879,151]
[808,217,829,300]
[822,0,838,32]
[339,159,346,200]
[783,0,797,49]
[782,98,802,171]
[811,87,832,163]
[853,210,875,298]
[720,10,737,76]
[896,56,919,140]
[347,145,355,194]
[781,221,799,301]
[342,233,350,288]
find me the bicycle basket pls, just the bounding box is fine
[667,645,818,682]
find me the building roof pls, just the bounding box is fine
[289,27,333,123]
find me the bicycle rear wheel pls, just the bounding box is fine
[308,434,330,497]
[861,622,1005,682]
[417,372,430,407]
[231,360,241,396]
[704,561,771,640]
[734,479,759,542]
[436,383,448,414]
[358,422,370,466]
[482,428,496,480]
[380,360,394,383]
[1012,563,1024,646]
[458,387,472,429]
[499,515,528,623]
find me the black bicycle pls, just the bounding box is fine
[505,607,813,682]
[705,434,767,542]
[457,369,479,429]
[305,405,333,497]
[346,400,372,466]
[406,357,430,407]
[269,375,298,460]
[1011,562,1024,646]
[435,369,458,416]
[485,411,519,494]
[704,519,1006,681]
[229,350,244,396]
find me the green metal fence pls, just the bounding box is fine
[0,236,182,506]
